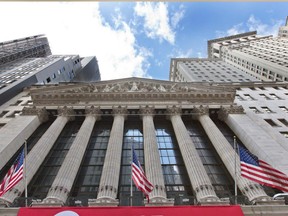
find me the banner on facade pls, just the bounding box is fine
[18,205,244,216]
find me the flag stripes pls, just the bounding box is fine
[239,145,288,192]
[131,148,153,200]
[0,148,24,197]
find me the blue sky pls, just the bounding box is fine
[0,2,287,81]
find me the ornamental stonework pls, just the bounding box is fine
[112,105,128,117]
[192,105,209,119]
[57,106,75,121]
[85,106,102,119]
[29,78,236,105]
[139,105,155,116]
[166,105,182,117]
[22,106,49,122]
[218,105,245,121]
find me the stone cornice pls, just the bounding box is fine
[29,78,235,106]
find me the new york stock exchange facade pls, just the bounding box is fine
[1,78,288,216]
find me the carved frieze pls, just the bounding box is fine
[29,77,236,105]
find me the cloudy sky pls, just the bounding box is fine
[0,2,287,81]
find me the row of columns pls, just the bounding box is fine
[0,104,284,207]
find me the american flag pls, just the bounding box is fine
[132,147,154,201]
[0,148,24,196]
[239,145,288,192]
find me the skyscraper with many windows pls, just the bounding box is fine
[0,35,101,105]
[206,19,288,82]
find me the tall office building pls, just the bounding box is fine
[0,35,101,106]
[207,20,288,82]
[278,16,288,38]
[169,58,260,83]
[0,35,51,66]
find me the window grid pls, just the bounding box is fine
[119,120,144,206]
[70,119,112,202]
[155,120,193,200]
[28,118,83,200]
[184,119,233,198]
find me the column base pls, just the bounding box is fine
[145,197,174,206]
[254,197,285,205]
[0,198,10,207]
[88,197,119,207]
[199,197,230,206]
[31,198,64,207]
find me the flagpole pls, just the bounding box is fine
[24,140,28,207]
[233,136,237,205]
[130,144,133,207]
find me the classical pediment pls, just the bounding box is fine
[29,77,236,105]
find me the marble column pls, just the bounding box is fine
[0,106,74,206]
[89,106,127,206]
[0,107,48,171]
[37,106,101,206]
[166,106,220,204]
[194,105,270,203]
[219,105,288,176]
[140,106,174,206]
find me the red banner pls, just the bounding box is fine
[18,205,244,216]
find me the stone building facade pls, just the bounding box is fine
[0,78,288,215]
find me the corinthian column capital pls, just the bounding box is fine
[192,105,209,120]
[85,106,102,120]
[139,105,155,117]
[166,105,182,119]
[22,106,49,123]
[112,105,128,118]
[57,106,75,121]
[218,105,245,121]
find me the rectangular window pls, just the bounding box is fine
[264,119,278,127]
[0,111,9,117]
[259,94,271,100]
[249,107,261,113]
[280,132,288,138]
[270,94,281,100]
[6,111,22,118]
[261,107,273,113]
[279,106,288,113]
[243,94,255,101]
[278,119,288,127]
[235,94,244,101]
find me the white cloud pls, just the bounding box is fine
[134,2,175,44]
[0,2,151,80]
[171,5,185,29]
[215,15,283,38]
[169,48,193,58]
[227,23,245,36]
[247,15,283,36]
